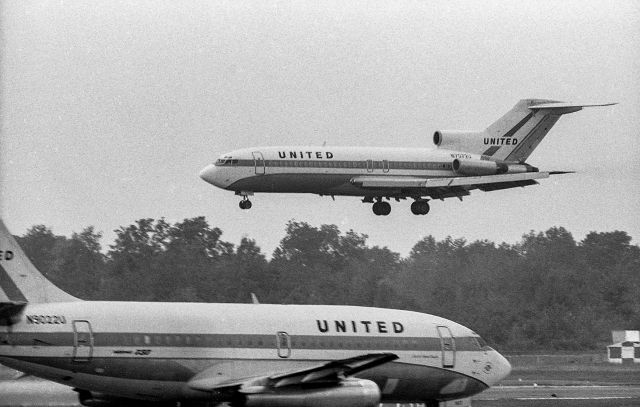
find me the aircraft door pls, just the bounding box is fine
[276,331,291,358]
[252,151,265,175]
[437,325,455,368]
[72,320,94,362]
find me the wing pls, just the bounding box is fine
[350,172,556,199]
[187,353,397,393]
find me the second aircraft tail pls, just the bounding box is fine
[0,219,80,305]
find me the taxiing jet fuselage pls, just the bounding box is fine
[200,99,614,215]
[0,219,511,407]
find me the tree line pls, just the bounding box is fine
[15,217,640,351]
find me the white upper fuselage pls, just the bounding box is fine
[200,146,477,196]
[0,301,510,403]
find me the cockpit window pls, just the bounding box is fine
[214,157,239,166]
[475,336,489,349]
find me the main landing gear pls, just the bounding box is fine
[237,191,253,210]
[411,200,430,215]
[366,197,431,216]
[372,200,391,216]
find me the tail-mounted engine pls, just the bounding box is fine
[433,130,485,153]
[452,159,537,176]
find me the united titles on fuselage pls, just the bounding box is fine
[278,151,334,159]
[316,319,404,334]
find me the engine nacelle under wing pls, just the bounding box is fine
[241,379,380,407]
[452,159,537,176]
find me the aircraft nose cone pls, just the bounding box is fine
[199,164,217,185]
[489,350,512,385]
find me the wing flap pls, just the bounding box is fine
[187,353,398,393]
[352,172,551,190]
[351,176,426,188]
[270,353,397,387]
[424,172,550,188]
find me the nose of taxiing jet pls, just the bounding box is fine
[199,164,218,186]
[488,350,512,385]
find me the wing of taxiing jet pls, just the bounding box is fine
[188,353,397,393]
[350,172,560,200]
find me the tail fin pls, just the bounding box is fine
[434,99,616,162]
[0,219,80,304]
[482,99,615,162]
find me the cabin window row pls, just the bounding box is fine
[264,160,452,170]
[113,334,484,351]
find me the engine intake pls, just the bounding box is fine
[241,379,380,407]
[433,130,484,151]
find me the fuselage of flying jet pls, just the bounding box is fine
[199,100,615,215]
[200,146,472,197]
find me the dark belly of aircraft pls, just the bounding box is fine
[1,356,488,402]
[227,174,402,197]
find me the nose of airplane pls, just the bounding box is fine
[488,350,512,385]
[199,164,218,186]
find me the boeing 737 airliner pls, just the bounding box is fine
[0,218,510,407]
[200,99,614,215]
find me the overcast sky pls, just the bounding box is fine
[1,0,638,257]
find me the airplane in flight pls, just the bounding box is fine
[200,99,614,215]
[0,217,511,407]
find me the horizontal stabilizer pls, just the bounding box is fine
[0,301,27,325]
[529,102,617,110]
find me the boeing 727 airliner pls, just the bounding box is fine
[200,99,614,215]
[0,218,510,407]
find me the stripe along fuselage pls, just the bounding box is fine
[0,301,510,403]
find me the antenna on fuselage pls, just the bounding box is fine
[250,293,260,304]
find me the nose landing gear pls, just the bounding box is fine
[411,200,430,215]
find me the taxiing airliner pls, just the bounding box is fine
[0,218,510,407]
[200,99,614,215]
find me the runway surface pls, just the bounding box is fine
[2,380,640,406]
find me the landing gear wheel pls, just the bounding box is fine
[411,200,430,215]
[372,201,391,216]
[239,199,252,210]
